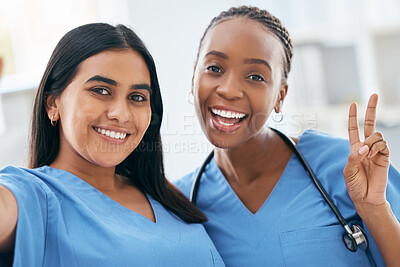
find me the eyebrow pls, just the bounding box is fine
[131,83,152,93]
[243,58,272,72]
[205,51,271,72]
[205,50,228,59]
[86,75,117,86]
[85,75,152,93]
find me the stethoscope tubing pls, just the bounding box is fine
[190,128,372,257]
[190,150,214,204]
[270,128,351,229]
[191,128,349,228]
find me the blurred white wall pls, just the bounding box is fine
[0,0,399,180]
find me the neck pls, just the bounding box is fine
[214,127,290,185]
[50,152,121,192]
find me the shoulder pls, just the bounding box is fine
[0,166,56,264]
[0,165,53,200]
[294,130,351,193]
[1,165,30,176]
[173,169,198,199]
[299,129,349,150]
[298,130,350,165]
[1,165,50,184]
[387,164,400,217]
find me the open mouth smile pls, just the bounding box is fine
[209,107,248,132]
[93,127,130,140]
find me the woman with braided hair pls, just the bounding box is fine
[175,6,400,266]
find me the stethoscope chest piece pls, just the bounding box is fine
[343,224,369,252]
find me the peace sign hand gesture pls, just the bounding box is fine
[343,94,390,207]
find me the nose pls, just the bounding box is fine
[106,97,132,124]
[215,73,244,100]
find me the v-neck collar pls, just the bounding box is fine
[36,166,184,244]
[40,166,160,225]
[202,131,309,249]
[209,153,295,217]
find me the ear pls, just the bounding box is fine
[191,63,198,90]
[45,94,60,121]
[274,84,288,113]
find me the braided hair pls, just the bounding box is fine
[196,6,293,83]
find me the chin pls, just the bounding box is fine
[206,135,236,150]
[94,161,122,168]
[88,154,128,168]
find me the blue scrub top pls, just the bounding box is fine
[175,130,400,267]
[0,165,225,267]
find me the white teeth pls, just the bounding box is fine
[219,121,234,126]
[94,127,128,140]
[211,108,246,119]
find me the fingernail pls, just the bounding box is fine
[358,145,369,155]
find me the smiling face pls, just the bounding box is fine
[193,18,288,149]
[47,49,152,168]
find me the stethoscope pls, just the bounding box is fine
[190,128,371,254]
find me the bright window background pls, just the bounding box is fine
[0,0,399,180]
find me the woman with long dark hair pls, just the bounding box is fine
[0,23,224,266]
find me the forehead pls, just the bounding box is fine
[200,18,284,64]
[76,49,150,82]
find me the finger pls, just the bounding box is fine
[364,131,384,149]
[368,140,390,158]
[364,132,389,158]
[343,145,369,177]
[348,102,360,146]
[364,94,378,139]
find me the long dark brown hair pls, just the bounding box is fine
[29,23,206,223]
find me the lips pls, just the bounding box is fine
[92,126,132,144]
[93,127,129,140]
[209,107,248,132]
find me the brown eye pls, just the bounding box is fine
[129,94,146,102]
[248,75,264,82]
[206,66,222,73]
[92,87,110,95]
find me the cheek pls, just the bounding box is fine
[134,106,152,133]
[194,74,213,110]
[194,92,208,128]
[249,97,274,130]
[198,74,217,89]
[61,102,99,136]
[59,97,109,149]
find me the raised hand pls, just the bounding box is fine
[343,94,390,207]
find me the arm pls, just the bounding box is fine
[0,185,18,252]
[357,202,400,266]
[343,94,400,266]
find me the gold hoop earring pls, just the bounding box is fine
[50,115,58,126]
[187,91,194,105]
